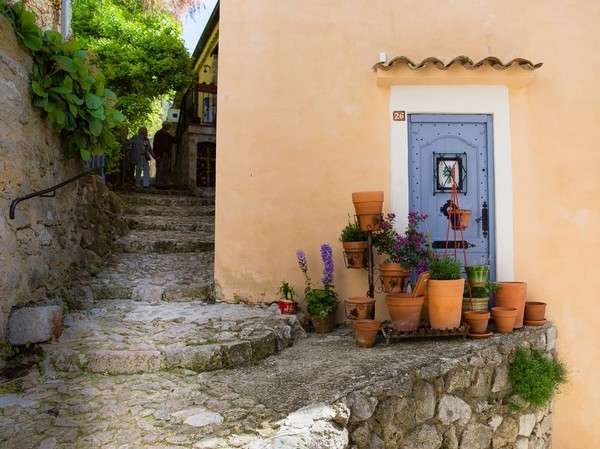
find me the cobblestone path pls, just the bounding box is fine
[0,188,310,448]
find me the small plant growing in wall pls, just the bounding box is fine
[509,346,568,409]
[0,1,124,161]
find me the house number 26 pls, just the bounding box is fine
[393,111,406,121]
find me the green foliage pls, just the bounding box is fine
[304,288,338,319]
[466,281,500,298]
[339,218,368,243]
[277,281,297,301]
[428,255,462,280]
[71,0,194,130]
[0,341,19,361]
[510,346,568,408]
[0,0,124,161]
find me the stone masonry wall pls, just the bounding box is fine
[0,15,127,341]
[24,0,61,32]
[341,328,557,449]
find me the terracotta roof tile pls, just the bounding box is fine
[373,56,543,71]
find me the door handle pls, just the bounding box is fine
[475,201,488,238]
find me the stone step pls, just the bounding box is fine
[91,252,215,302]
[114,230,214,254]
[48,301,307,375]
[125,204,215,217]
[126,215,215,232]
[119,193,214,208]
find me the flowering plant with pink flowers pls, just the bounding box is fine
[372,211,434,274]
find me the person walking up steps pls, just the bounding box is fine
[131,126,154,188]
[153,121,174,188]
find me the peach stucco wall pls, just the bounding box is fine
[215,1,600,447]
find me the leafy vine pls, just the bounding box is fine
[0,0,124,161]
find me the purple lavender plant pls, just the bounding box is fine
[296,249,313,295]
[320,243,335,290]
[296,245,339,318]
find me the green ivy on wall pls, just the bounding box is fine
[0,0,124,162]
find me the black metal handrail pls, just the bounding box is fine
[9,165,104,220]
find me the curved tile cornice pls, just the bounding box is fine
[373,56,543,71]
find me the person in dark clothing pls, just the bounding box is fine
[153,122,174,188]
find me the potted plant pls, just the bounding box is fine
[296,244,339,333]
[427,255,464,330]
[277,280,297,314]
[462,281,500,314]
[372,212,434,293]
[465,264,490,284]
[339,218,369,269]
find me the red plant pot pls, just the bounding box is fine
[278,299,296,314]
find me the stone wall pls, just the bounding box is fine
[252,325,558,449]
[341,330,557,449]
[24,0,61,32]
[0,15,127,341]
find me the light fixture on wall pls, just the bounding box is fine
[203,65,212,73]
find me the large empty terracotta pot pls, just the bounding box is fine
[492,306,517,333]
[385,294,424,332]
[494,282,527,329]
[464,310,490,334]
[352,319,380,348]
[352,191,384,231]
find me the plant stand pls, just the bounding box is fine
[381,322,470,344]
[352,216,379,319]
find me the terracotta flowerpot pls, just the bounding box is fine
[465,265,489,284]
[344,297,375,320]
[524,301,547,321]
[351,191,384,231]
[494,282,527,329]
[450,209,472,230]
[379,263,410,293]
[427,279,465,330]
[352,319,380,348]
[492,306,517,333]
[342,241,369,269]
[464,310,490,334]
[312,313,336,334]
[462,296,490,314]
[278,299,296,314]
[385,294,424,332]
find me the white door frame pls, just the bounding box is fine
[389,85,514,280]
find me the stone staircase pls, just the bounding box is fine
[47,187,305,375]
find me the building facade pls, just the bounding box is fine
[210,1,600,447]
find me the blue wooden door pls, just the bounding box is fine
[408,114,496,277]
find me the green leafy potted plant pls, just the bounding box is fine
[427,255,464,330]
[463,281,499,313]
[462,281,499,336]
[296,244,339,333]
[339,218,369,269]
[277,280,297,314]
